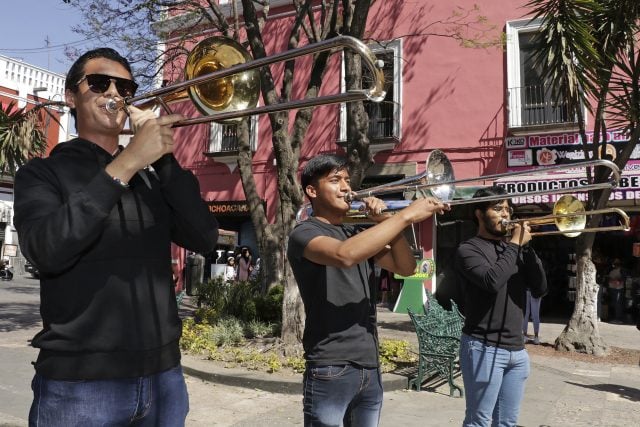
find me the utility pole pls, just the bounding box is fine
[45,35,51,70]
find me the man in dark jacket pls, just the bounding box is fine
[14,48,218,426]
[455,185,546,427]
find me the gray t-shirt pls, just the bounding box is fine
[287,217,379,367]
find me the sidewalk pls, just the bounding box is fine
[180,299,640,426]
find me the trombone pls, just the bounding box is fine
[295,149,621,222]
[501,195,630,237]
[106,35,386,126]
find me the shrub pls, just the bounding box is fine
[211,317,245,347]
[244,319,275,338]
[180,318,216,354]
[197,277,279,323]
[379,339,416,372]
[254,285,284,323]
[196,275,229,313]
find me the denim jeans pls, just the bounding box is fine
[459,334,530,427]
[29,365,188,427]
[522,290,542,335]
[303,364,383,427]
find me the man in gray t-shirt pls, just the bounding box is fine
[288,154,447,426]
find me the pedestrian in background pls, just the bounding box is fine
[225,256,237,282]
[236,246,253,281]
[523,289,543,345]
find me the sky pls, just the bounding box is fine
[0,1,90,75]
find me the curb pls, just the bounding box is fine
[181,354,409,395]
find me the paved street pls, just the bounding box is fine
[1,274,639,426]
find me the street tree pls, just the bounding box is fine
[0,102,50,175]
[61,0,498,347]
[526,0,640,355]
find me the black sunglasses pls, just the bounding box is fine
[76,74,138,98]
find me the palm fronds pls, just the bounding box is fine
[0,101,50,175]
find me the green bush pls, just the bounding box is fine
[196,276,283,325]
[254,285,284,323]
[211,317,245,347]
[180,318,216,354]
[379,339,416,372]
[244,319,276,338]
[196,275,228,313]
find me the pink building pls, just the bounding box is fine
[160,1,639,313]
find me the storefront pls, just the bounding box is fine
[438,129,640,323]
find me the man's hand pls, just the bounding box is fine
[509,221,532,246]
[106,108,184,183]
[128,105,157,133]
[362,197,390,223]
[400,197,450,224]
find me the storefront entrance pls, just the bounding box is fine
[435,204,640,324]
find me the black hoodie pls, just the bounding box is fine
[13,138,218,380]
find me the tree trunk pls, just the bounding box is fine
[281,262,305,352]
[554,236,608,356]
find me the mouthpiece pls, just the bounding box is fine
[105,98,125,114]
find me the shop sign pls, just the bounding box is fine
[505,130,629,150]
[2,244,17,257]
[206,200,266,216]
[505,136,526,149]
[505,129,634,167]
[507,149,533,167]
[497,169,640,204]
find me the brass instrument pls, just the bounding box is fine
[296,149,621,222]
[106,35,386,125]
[501,195,630,237]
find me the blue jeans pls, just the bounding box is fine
[522,290,542,335]
[29,365,189,426]
[303,364,383,427]
[459,334,530,427]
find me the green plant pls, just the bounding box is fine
[254,285,284,323]
[379,339,416,372]
[284,356,306,373]
[211,317,245,347]
[194,307,219,325]
[180,318,216,354]
[244,319,275,338]
[0,101,50,174]
[196,276,229,311]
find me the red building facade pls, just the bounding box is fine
[160,1,639,305]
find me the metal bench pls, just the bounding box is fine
[176,290,186,307]
[407,296,464,397]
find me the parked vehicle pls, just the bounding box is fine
[0,261,13,281]
[24,261,39,279]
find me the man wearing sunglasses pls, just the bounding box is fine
[13,47,219,426]
[454,185,547,427]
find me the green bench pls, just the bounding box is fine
[407,296,464,397]
[176,290,186,307]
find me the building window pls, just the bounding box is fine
[506,19,578,129]
[339,39,402,142]
[207,117,258,153]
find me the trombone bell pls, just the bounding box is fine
[552,195,586,237]
[185,36,260,122]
